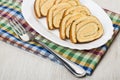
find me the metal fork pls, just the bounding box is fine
[9,18,86,77]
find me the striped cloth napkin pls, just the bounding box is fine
[0,0,120,75]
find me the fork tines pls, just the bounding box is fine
[9,18,26,35]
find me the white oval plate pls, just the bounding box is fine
[22,0,114,50]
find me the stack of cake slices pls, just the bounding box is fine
[34,0,104,43]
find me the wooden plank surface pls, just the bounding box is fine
[0,0,120,80]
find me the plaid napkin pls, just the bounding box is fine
[0,0,120,75]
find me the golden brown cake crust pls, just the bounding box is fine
[47,0,79,30]
[41,0,56,16]
[60,5,91,40]
[34,0,41,18]
[47,3,72,30]
[60,13,85,40]
[64,5,91,16]
[70,16,104,43]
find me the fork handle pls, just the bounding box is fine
[34,37,86,77]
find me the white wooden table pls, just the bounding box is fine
[0,0,120,80]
